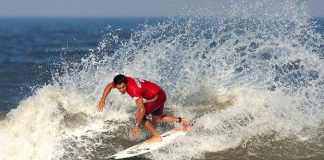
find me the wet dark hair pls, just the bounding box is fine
[113,74,128,85]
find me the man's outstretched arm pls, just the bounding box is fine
[131,97,146,138]
[97,83,113,112]
[135,98,146,124]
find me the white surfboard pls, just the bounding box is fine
[107,128,191,159]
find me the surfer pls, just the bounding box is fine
[97,74,190,143]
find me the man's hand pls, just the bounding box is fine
[131,126,141,139]
[97,100,105,112]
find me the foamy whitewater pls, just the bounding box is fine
[1,0,324,159]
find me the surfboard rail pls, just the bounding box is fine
[107,127,191,159]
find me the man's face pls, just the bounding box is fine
[116,82,127,94]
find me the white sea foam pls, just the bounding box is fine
[0,0,323,159]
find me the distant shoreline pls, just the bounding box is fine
[0,16,323,20]
[0,16,169,19]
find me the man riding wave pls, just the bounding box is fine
[97,74,190,143]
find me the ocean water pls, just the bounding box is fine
[1,0,324,160]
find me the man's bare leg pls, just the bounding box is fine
[142,119,162,143]
[153,115,191,131]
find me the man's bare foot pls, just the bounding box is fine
[174,125,192,132]
[180,118,190,126]
[183,125,192,132]
[174,117,192,132]
[146,136,162,143]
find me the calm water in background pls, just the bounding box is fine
[1,17,323,113]
[0,5,324,160]
[0,17,161,113]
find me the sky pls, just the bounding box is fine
[0,0,323,17]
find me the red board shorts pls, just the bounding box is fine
[144,89,166,116]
